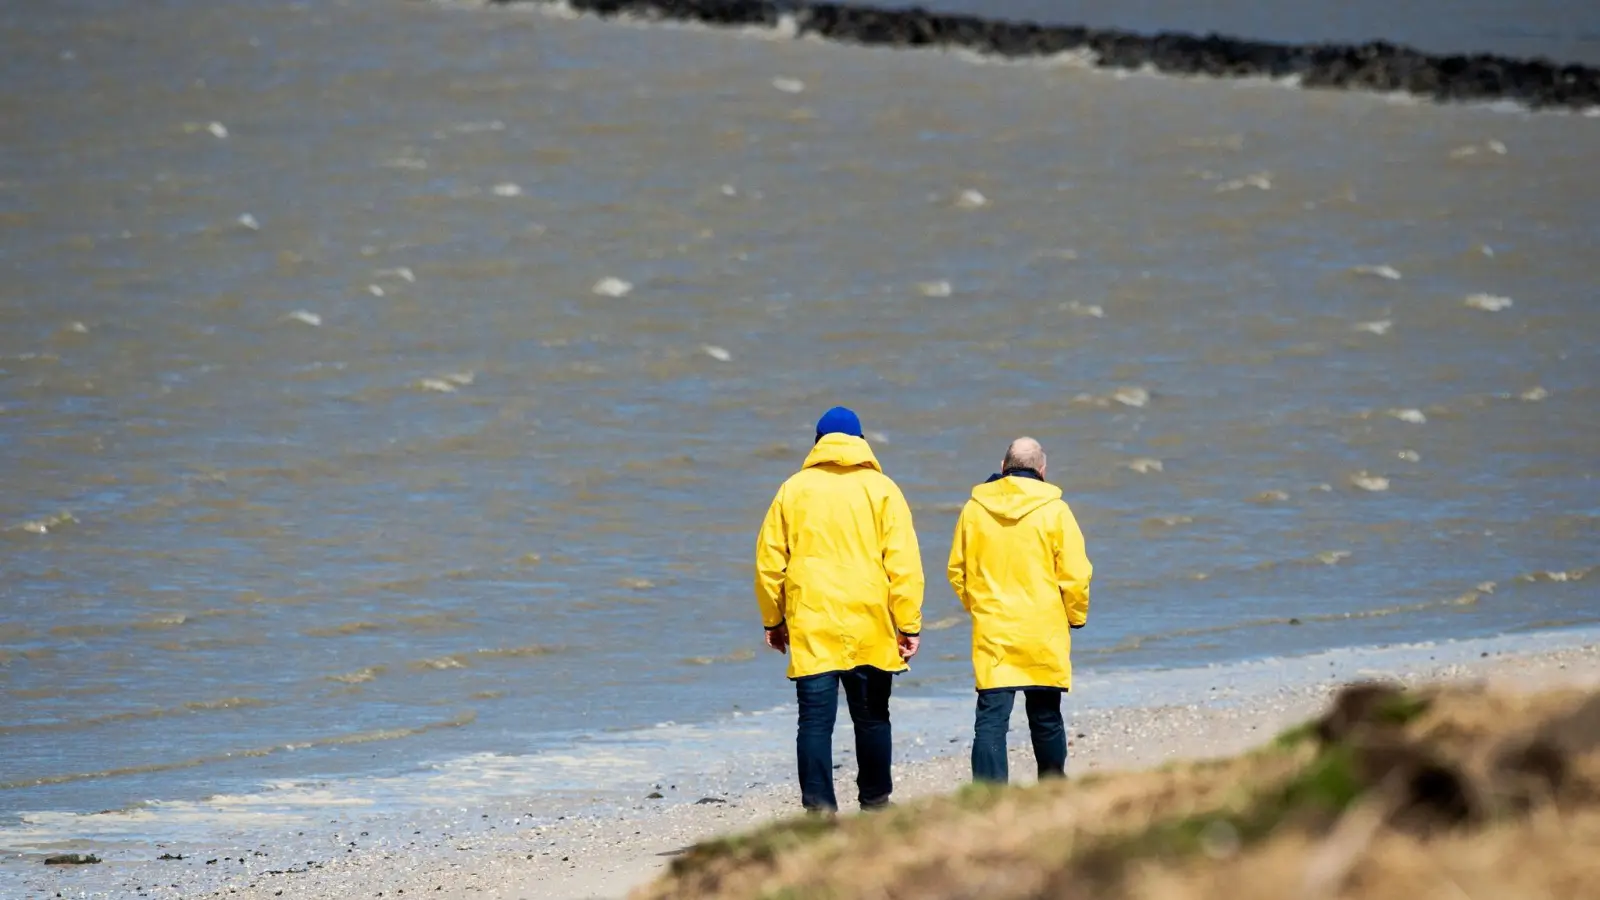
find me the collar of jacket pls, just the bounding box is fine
[984,467,1044,483]
[801,433,882,472]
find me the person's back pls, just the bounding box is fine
[763,433,921,678]
[948,437,1091,783]
[756,407,923,812]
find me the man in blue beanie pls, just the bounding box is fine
[755,407,925,813]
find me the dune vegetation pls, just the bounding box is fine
[636,682,1600,900]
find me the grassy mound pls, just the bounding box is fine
[634,682,1600,899]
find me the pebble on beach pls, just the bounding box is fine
[701,344,733,362]
[955,188,988,209]
[282,310,323,327]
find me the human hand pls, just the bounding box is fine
[897,633,920,660]
[764,623,789,654]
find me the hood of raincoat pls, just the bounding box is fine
[969,473,1062,522]
[802,433,882,472]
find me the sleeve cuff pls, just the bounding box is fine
[1070,623,1086,630]
[898,630,920,637]
[764,619,786,631]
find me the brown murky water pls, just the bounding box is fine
[1,0,1597,827]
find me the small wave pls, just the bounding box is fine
[409,656,468,671]
[923,616,964,632]
[1350,264,1402,280]
[592,276,633,298]
[1121,457,1164,475]
[303,621,383,638]
[954,188,988,209]
[0,697,271,737]
[0,712,476,791]
[303,612,469,638]
[47,608,248,640]
[6,511,77,535]
[1448,139,1508,159]
[474,644,563,659]
[1518,567,1593,584]
[1349,472,1391,492]
[682,649,756,665]
[1214,171,1272,192]
[325,666,387,685]
[1111,385,1150,408]
[1463,293,1514,312]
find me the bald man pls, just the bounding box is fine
[946,437,1092,783]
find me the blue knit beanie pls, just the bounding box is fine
[815,406,863,440]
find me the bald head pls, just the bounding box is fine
[1002,437,1047,477]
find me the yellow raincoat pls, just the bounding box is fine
[947,474,1092,691]
[755,434,925,679]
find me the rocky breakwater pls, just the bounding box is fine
[492,0,1600,110]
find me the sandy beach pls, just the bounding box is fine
[39,640,1561,900]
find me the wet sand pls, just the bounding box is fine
[145,641,1597,900]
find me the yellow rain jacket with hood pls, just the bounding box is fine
[755,434,925,680]
[947,471,1092,691]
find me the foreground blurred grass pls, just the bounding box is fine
[635,682,1600,899]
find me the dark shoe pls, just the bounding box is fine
[859,797,893,812]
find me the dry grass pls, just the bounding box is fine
[632,682,1600,900]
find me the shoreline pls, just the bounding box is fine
[485,0,1600,110]
[8,631,1598,899]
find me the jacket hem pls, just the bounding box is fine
[789,663,909,681]
[975,684,1070,694]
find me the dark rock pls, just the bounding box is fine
[646,791,665,799]
[694,796,727,804]
[491,0,1600,109]
[157,853,185,861]
[43,854,101,865]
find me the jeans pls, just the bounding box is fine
[795,666,894,811]
[972,688,1067,784]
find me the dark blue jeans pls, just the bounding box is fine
[795,666,894,812]
[972,688,1067,784]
